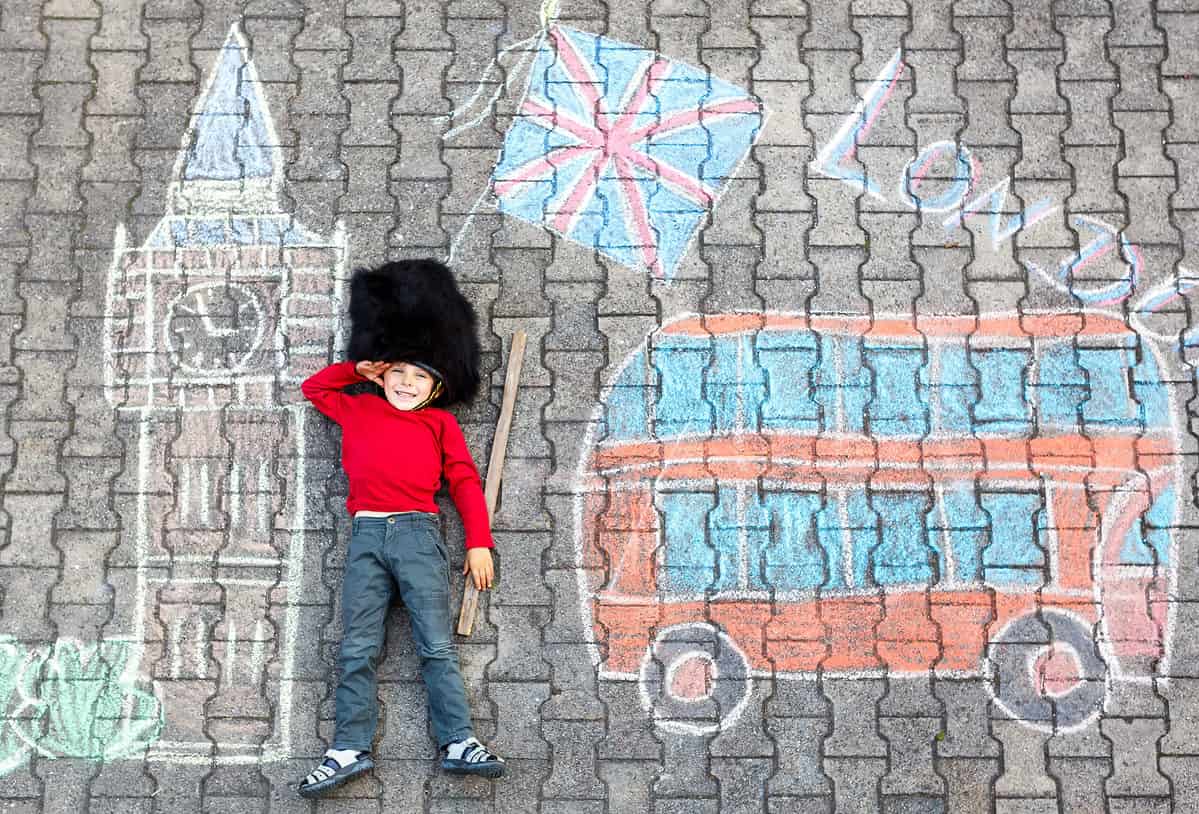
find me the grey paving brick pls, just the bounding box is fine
[1111,48,1171,112]
[822,678,887,758]
[991,720,1057,799]
[654,732,719,798]
[599,760,656,813]
[1049,756,1110,813]
[3,3,1199,811]
[802,0,857,50]
[597,681,661,761]
[1004,4,1062,50]
[1061,81,1120,145]
[540,720,606,798]
[1102,718,1171,797]
[938,757,1000,814]
[711,757,772,814]
[766,715,832,796]
[880,717,946,797]
[1114,111,1175,177]
[140,19,199,83]
[487,681,551,759]
[825,757,888,814]
[487,605,550,680]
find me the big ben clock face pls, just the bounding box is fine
[165,282,268,375]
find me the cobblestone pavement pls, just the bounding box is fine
[2,0,1198,811]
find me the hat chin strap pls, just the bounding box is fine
[409,379,444,411]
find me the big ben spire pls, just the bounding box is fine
[102,17,347,767]
[170,23,280,216]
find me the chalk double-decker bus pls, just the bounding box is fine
[576,313,1179,734]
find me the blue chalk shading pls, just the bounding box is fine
[1078,347,1138,428]
[183,37,274,183]
[921,342,978,434]
[870,492,938,585]
[757,329,821,434]
[812,334,871,434]
[707,334,766,433]
[1132,349,1171,431]
[603,350,651,442]
[658,491,717,592]
[1119,485,1175,566]
[816,491,876,589]
[710,486,768,591]
[864,344,927,437]
[760,491,827,590]
[972,348,1032,434]
[654,337,714,438]
[980,492,1046,585]
[493,26,763,279]
[1034,341,1087,428]
[928,485,989,583]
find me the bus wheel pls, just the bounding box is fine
[986,609,1106,731]
[638,623,751,736]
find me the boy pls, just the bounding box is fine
[297,260,504,798]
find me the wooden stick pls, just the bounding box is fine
[457,330,527,636]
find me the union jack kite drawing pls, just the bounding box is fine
[492,26,765,279]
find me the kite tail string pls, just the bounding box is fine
[444,0,559,264]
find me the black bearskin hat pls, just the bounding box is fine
[347,259,482,407]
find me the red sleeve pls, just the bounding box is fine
[300,361,364,424]
[439,414,494,549]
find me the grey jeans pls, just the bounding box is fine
[333,513,474,751]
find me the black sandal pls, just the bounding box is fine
[441,738,505,778]
[298,753,375,798]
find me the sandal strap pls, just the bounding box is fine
[303,758,342,785]
[460,742,501,764]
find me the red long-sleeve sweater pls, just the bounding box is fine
[301,361,493,549]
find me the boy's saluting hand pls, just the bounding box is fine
[465,548,494,590]
[355,360,390,386]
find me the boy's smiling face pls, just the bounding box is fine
[382,362,436,410]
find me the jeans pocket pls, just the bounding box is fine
[429,526,449,564]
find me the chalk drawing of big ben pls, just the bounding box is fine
[103,24,346,763]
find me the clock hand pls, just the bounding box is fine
[195,291,238,337]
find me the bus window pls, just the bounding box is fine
[603,350,651,442]
[972,348,1033,435]
[864,344,927,437]
[1132,350,1171,431]
[759,490,827,590]
[813,334,870,434]
[927,484,989,584]
[1078,347,1139,428]
[707,334,766,434]
[816,490,875,589]
[922,341,979,435]
[710,484,768,592]
[1118,485,1174,567]
[757,330,820,434]
[1031,339,1086,432]
[657,490,718,594]
[870,491,938,586]
[980,492,1046,585]
[654,338,714,438]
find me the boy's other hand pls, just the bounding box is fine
[464,548,495,591]
[355,360,390,386]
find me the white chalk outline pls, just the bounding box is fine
[573,309,1185,735]
[100,23,348,765]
